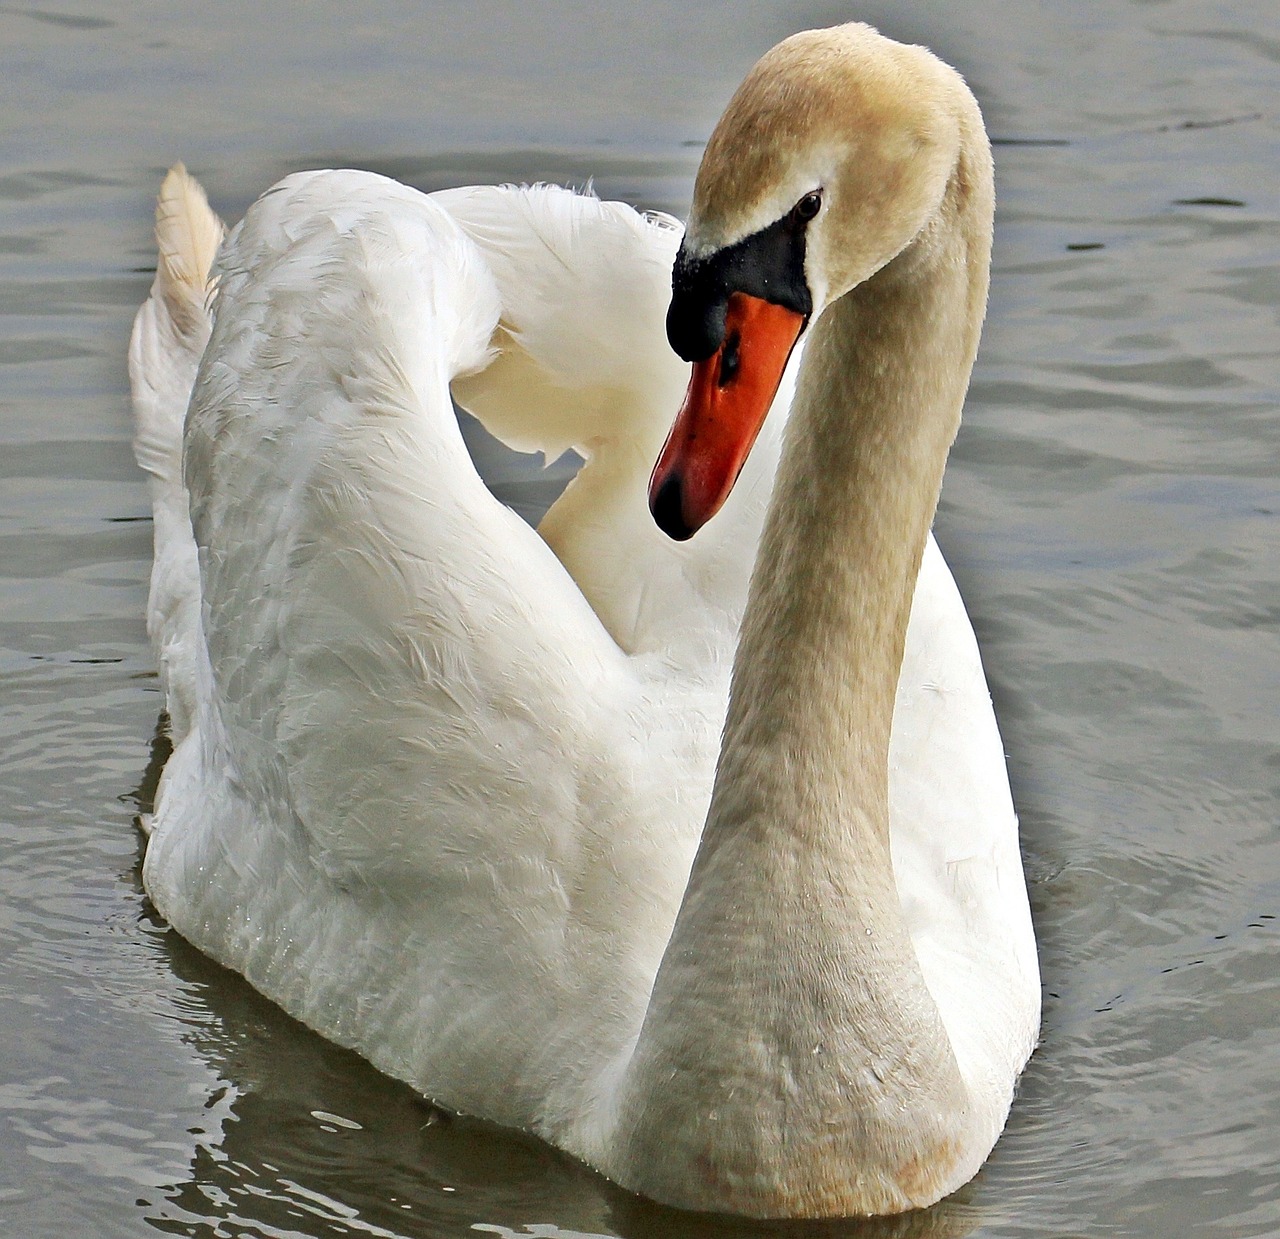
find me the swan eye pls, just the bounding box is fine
[791,191,822,224]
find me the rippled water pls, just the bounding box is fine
[1,2,1277,1235]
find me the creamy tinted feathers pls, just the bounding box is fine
[132,22,1037,1222]
[605,27,1036,1215]
[127,166,224,747]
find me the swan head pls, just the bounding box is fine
[650,22,975,540]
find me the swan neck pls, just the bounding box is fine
[724,200,991,850]
[611,132,995,1216]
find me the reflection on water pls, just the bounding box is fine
[138,925,986,1239]
[1,0,1278,1235]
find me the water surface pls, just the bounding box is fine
[1,2,1278,1235]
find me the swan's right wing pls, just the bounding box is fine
[890,537,1041,1089]
[434,183,685,461]
[180,170,636,869]
[435,184,780,661]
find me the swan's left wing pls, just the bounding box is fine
[181,169,641,869]
[434,183,780,661]
[143,174,695,1124]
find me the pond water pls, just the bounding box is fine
[1,1,1277,1236]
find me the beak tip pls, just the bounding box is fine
[650,472,697,542]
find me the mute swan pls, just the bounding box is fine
[130,22,1038,1219]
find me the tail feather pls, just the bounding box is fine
[154,162,225,338]
[129,164,225,484]
[129,164,225,744]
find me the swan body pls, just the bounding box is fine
[130,23,1038,1219]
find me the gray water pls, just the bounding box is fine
[1,2,1277,1235]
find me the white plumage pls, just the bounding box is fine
[131,22,1039,1219]
[132,168,775,1136]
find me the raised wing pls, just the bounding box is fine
[435,183,684,461]
[183,170,641,882]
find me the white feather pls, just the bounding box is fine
[131,65,1037,1210]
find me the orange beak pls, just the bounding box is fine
[649,292,805,540]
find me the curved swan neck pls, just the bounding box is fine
[611,108,995,1217]
[722,163,993,851]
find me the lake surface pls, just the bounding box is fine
[1,1,1277,1235]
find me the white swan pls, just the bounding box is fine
[130,23,1039,1219]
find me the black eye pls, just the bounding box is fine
[791,191,822,224]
